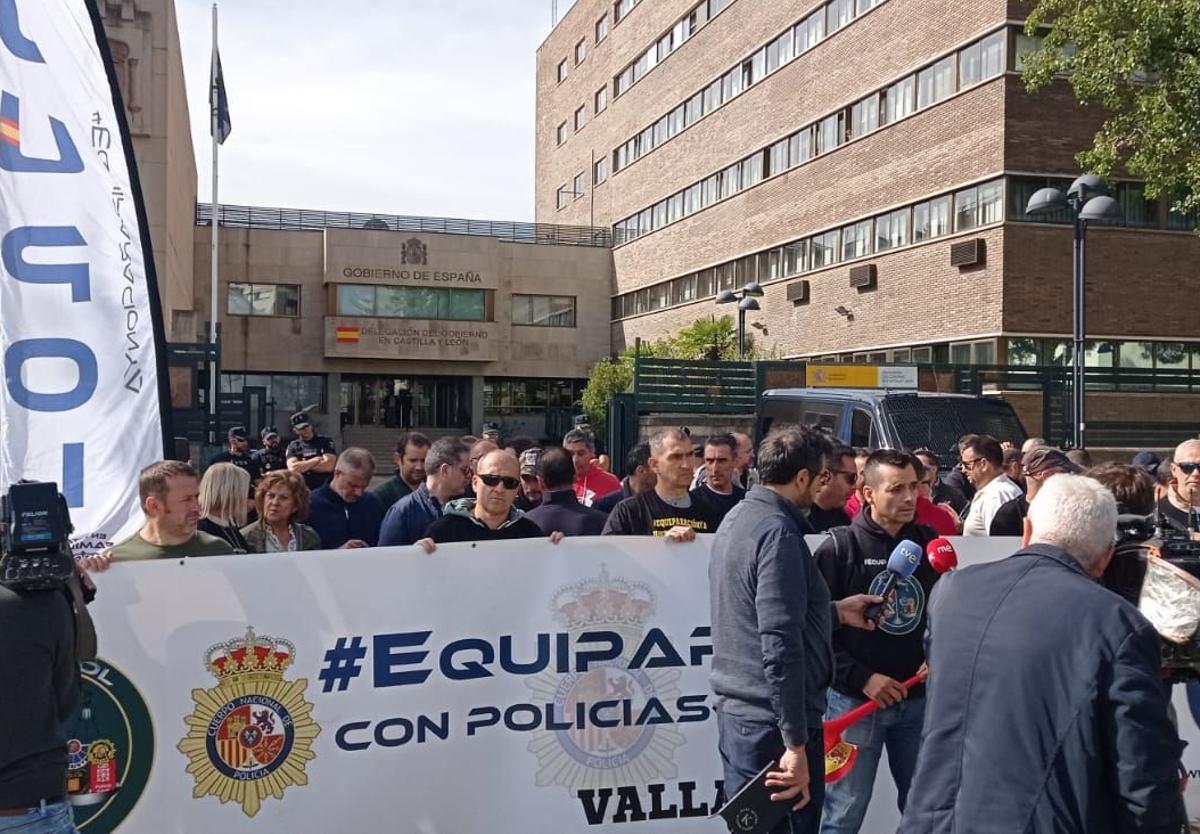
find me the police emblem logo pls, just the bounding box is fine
[526,567,686,791]
[177,627,320,817]
[867,573,927,636]
[736,808,759,832]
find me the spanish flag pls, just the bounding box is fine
[335,326,360,344]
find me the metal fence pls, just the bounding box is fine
[629,358,1200,448]
[195,203,612,248]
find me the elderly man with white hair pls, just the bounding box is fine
[900,475,1185,834]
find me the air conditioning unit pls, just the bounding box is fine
[950,238,985,267]
[786,279,810,305]
[849,263,877,290]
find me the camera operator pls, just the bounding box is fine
[0,522,95,833]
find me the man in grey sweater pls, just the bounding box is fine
[710,425,879,834]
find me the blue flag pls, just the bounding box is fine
[210,50,230,144]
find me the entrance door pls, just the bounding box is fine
[243,386,269,440]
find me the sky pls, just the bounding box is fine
[175,1,575,222]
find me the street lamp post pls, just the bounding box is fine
[716,282,765,359]
[1025,174,1122,450]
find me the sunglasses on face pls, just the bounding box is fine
[478,473,520,490]
[959,457,982,470]
[1176,462,1200,476]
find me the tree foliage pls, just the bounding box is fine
[1023,0,1200,212]
[579,315,754,434]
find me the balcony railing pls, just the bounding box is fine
[196,203,612,248]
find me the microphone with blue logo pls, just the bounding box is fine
[865,540,923,624]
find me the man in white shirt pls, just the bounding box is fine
[958,434,1025,536]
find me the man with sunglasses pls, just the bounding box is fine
[418,451,563,545]
[378,438,470,546]
[1158,439,1200,535]
[809,445,857,532]
[958,434,1024,536]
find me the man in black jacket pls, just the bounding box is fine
[0,581,89,831]
[710,426,880,834]
[417,451,564,548]
[592,443,655,515]
[524,447,607,536]
[815,449,939,833]
[900,474,1185,834]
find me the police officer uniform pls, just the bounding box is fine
[285,412,336,491]
[252,426,287,475]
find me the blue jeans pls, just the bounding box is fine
[0,801,77,834]
[717,709,825,834]
[820,691,926,834]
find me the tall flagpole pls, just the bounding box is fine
[208,3,219,445]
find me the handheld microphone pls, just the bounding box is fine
[927,537,958,574]
[865,540,922,622]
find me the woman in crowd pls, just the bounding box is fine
[241,469,322,553]
[198,463,251,552]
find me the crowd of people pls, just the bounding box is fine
[72,413,1200,833]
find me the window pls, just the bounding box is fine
[596,14,609,42]
[883,75,914,124]
[810,230,840,268]
[797,11,824,53]
[557,59,568,83]
[917,56,955,108]
[573,172,586,198]
[1118,182,1159,228]
[228,283,301,317]
[615,67,633,96]
[959,40,983,87]
[352,286,486,321]
[856,0,881,12]
[574,106,586,131]
[556,121,567,145]
[980,30,1005,79]
[874,207,908,251]
[851,93,879,138]
[817,111,844,154]
[575,38,587,65]
[595,86,608,114]
[954,186,980,232]
[790,126,814,164]
[842,219,872,260]
[614,0,639,23]
[913,195,951,241]
[768,138,789,176]
[1014,33,1043,72]
[827,0,853,34]
[741,152,764,188]
[594,157,608,185]
[556,185,569,210]
[783,241,807,275]
[978,179,1004,224]
[767,29,794,73]
[513,295,576,327]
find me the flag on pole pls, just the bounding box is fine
[210,49,231,143]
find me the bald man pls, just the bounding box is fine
[1158,438,1200,535]
[419,451,562,546]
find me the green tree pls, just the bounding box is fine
[671,314,752,360]
[1022,0,1200,213]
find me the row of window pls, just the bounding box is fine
[553,0,621,86]
[611,176,1007,320]
[614,0,732,98]
[614,26,1008,243]
[228,282,302,317]
[555,157,611,210]
[813,339,1200,377]
[221,372,327,413]
[483,378,586,414]
[1008,176,1198,231]
[612,0,885,175]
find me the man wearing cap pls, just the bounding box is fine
[481,422,502,445]
[211,426,262,492]
[516,447,544,511]
[989,447,1081,536]
[371,432,431,509]
[253,426,288,476]
[524,447,607,536]
[286,411,336,491]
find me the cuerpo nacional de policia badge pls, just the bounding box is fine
[177,627,320,817]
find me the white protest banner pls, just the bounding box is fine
[0,0,169,554]
[69,536,1200,832]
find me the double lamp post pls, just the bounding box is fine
[716,281,764,359]
[1024,174,1122,450]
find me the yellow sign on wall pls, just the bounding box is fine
[805,365,918,389]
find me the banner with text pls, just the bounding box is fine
[74,538,1200,832]
[0,0,167,553]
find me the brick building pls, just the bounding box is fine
[535,0,1200,441]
